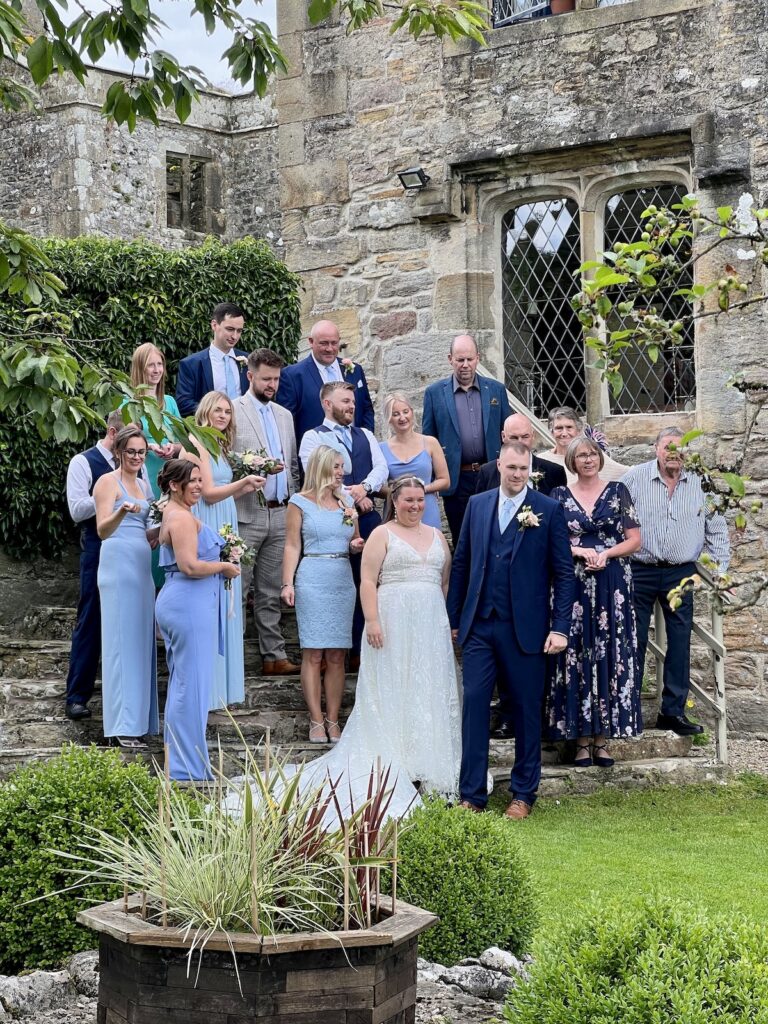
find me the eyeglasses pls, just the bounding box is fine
[124,449,147,459]
[575,454,597,461]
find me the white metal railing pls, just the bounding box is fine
[648,567,729,764]
[492,0,551,27]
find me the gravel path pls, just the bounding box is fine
[722,737,768,775]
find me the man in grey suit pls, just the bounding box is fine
[233,349,300,676]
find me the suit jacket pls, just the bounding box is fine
[276,355,375,446]
[231,395,298,524]
[422,375,511,496]
[474,453,567,497]
[175,348,250,418]
[447,487,575,652]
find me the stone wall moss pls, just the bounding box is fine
[0,235,300,560]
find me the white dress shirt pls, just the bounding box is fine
[497,485,529,532]
[299,418,389,492]
[209,344,243,398]
[66,443,150,523]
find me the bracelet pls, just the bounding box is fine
[280,583,293,589]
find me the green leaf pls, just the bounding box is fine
[716,206,733,223]
[25,35,52,86]
[721,472,745,498]
[679,429,703,446]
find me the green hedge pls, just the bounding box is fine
[392,799,539,966]
[0,235,300,559]
[504,897,768,1024]
[0,745,159,972]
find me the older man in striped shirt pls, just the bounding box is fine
[622,426,730,736]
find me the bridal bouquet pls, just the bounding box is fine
[218,523,255,593]
[339,501,358,529]
[229,448,281,506]
[147,495,169,526]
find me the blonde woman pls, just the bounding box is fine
[184,391,266,709]
[380,392,449,528]
[282,445,364,743]
[129,343,182,498]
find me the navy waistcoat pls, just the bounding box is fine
[80,447,114,545]
[477,512,518,620]
[318,425,373,484]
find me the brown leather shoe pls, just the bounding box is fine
[457,800,483,813]
[262,658,300,675]
[505,799,532,820]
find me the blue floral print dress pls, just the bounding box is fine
[545,481,643,740]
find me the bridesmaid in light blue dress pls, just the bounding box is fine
[381,392,450,530]
[93,427,159,749]
[186,391,266,710]
[155,459,240,782]
[282,446,364,744]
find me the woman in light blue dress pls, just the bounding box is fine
[129,344,183,588]
[185,391,266,710]
[93,426,159,749]
[155,459,241,782]
[281,446,365,744]
[380,392,450,530]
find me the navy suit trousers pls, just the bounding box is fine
[444,470,481,548]
[632,562,695,718]
[65,535,102,706]
[461,615,546,808]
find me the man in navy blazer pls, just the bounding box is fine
[422,334,511,546]
[276,320,375,449]
[175,302,251,417]
[447,442,575,819]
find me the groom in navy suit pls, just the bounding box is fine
[276,319,375,449]
[176,302,251,417]
[448,442,575,819]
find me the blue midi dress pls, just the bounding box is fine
[192,453,245,710]
[380,442,441,528]
[98,480,159,739]
[291,494,355,649]
[156,523,224,781]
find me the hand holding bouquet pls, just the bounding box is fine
[147,495,170,526]
[229,449,283,506]
[218,523,255,591]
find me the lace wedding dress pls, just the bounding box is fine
[288,528,462,822]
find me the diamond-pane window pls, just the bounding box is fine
[603,184,696,414]
[501,199,585,418]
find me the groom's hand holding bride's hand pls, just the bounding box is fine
[366,620,384,648]
[543,631,568,655]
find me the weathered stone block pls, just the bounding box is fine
[280,160,350,210]
[369,311,417,340]
[300,307,362,354]
[377,271,433,299]
[433,273,495,332]
[277,71,348,125]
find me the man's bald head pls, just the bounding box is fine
[308,320,341,366]
[449,333,478,357]
[448,334,479,388]
[502,413,535,451]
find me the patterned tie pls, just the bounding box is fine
[259,405,286,502]
[499,497,515,534]
[224,355,239,399]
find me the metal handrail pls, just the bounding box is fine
[647,565,728,764]
[493,0,551,26]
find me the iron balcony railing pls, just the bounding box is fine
[493,0,551,27]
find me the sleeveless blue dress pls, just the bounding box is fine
[290,494,355,649]
[140,393,181,589]
[156,522,224,781]
[380,442,441,528]
[192,453,245,709]
[98,480,159,738]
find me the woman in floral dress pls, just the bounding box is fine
[545,436,643,766]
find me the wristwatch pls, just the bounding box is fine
[363,481,373,495]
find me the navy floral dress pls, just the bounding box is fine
[545,481,643,740]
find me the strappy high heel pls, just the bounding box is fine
[593,743,615,768]
[309,719,327,743]
[324,718,342,743]
[574,741,593,767]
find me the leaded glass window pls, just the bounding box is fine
[603,184,696,414]
[501,199,585,418]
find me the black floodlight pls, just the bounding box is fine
[397,166,431,190]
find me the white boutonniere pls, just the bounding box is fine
[234,355,248,367]
[340,357,356,377]
[529,471,544,490]
[517,505,540,530]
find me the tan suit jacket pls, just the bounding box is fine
[232,395,298,524]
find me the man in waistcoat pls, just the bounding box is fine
[64,410,149,720]
[299,381,388,664]
[447,442,575,819]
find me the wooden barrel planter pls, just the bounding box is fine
[78,895,437,1024]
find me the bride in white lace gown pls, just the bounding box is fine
[290,475,462,821]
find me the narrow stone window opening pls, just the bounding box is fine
[165,152,215,234]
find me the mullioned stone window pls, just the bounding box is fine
[165,152,223,235]
[501,183,695,419]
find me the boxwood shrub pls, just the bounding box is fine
[504,896,768,1023]
[393,799,539,966]
[0,744,158,972]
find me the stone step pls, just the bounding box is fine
[534,756,731,797]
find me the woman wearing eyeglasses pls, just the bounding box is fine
[545,435,643,767]
[93,425,159,750]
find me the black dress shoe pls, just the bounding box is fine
[656,713,704,736]
[491,720,515,740]
[65,703,92,721]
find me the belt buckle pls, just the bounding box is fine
[471,462,481,472]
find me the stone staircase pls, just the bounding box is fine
[0,606,730,794]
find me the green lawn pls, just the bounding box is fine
[488,774,768,935]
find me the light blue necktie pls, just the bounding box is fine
[260,405,286,502]
[334,425,352,453]
[499,497,515,534]
[224,355,239,399]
